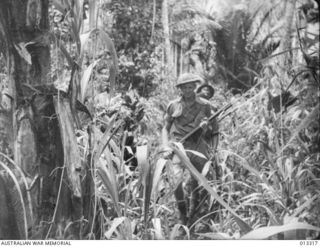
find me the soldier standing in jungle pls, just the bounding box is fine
[196,83,219,149]
[162,73,219,226]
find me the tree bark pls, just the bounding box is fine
[162,0,173,77]
[279,0,297,71]
[0,0,85,239]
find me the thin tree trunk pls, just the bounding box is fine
[162,0,173,77]
[279,0,297,71]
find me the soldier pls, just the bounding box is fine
[196,84,219,149]
[162,73,219,225]
[196,84,215,101]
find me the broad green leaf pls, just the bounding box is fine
[108,138,121,160]
[0,161,28,239]
[14,43,31,65]
[241,222,320,240]
[74,0,84,34]
[152,218,164,240]
[80,29,118,73]
[152,158,167,197]
[70,19,81,53]
[79,32,91,53]
[185,149,207,159]
[0,152,34,227]
[201,160,212,177]
[93,114,118,164]
[54,97,82,197]
[97,29,119,73]
[104,217,126,239]
[97,159,120,215]
[169,224,190,240]
[136,145,149,186]
[136,145,152,226]
[283,215,312,239]
[80,60,99,102]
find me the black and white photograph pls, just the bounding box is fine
[0,0,319,243]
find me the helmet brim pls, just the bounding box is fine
[176,79,202,87]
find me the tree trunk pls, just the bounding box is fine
[0,0,85,239]
[279,0,297,71]
[162,0,173,77]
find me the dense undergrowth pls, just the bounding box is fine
[74,63,319,240]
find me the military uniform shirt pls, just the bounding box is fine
[165,96,212,139]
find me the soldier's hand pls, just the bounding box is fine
[200,119,208,129]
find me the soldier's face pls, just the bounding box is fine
[201,87,211,98]
[179,83,196,98]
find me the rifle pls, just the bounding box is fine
[180,103,232,143]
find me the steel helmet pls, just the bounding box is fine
[176,73,203,87]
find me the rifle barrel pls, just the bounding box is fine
[180,103,232,143]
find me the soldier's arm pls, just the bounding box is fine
[197,103,211,130]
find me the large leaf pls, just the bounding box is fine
[152,218,164,240]
[104,217,126,239]
[169,224,190,240]
[93,114,119,165]
[136,145,149,187]
[136,145,152,226]
[70,18,81,53]
[80,59,99,102]
[74,0,84,35]
[152,158,167,197]
[0,152,34,228]
[53,97,82,198]
[97,158,120,216]
[79,31,91,54]
[14,43,31,65]
[241,222,320,240]
[0,161,28,239]
[80,28,119,73]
